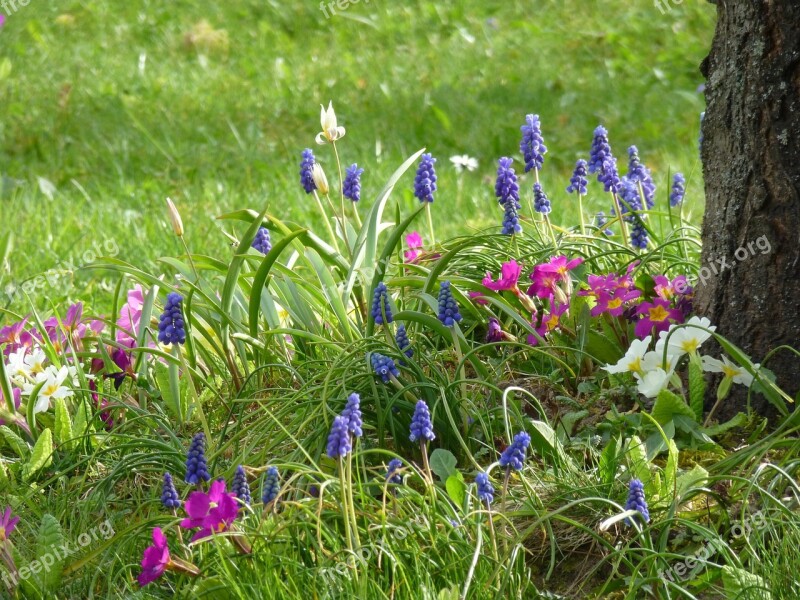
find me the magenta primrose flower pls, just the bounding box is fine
[0,318,36,355]
[116,285,145,348]
[482,260,522,292]
[0,506,20,542]
[404,232,423,263]
[527,256,584,298]
[653,274,691,301]
[180,479,239,542]
[634,299,683,339]
[138,527,200,587]
[43,303,104,353]
[527,302,568,346]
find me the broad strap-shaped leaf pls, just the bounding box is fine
[0,425,29,458]
[36,514,65,592]
[23,427,53,481]
[688,353,705,422]
[651,389,696,425]
[54,398,73,450]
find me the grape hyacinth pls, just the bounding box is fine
[409,399,435,443]
[588,125,613,175]
[519,114,547,172]
[157,292,186,345]
[595,212,614,236]
[395,324,413,358]
[533,182,551,214]
[566,159,588,195]
[371,282,393,325]
[475,472,495,504]
[413,153,437,203]
[341,392,363,438]
[626,146,656,209]
[231,465,252,506]
[624,478,650,525]
[486,316,504,343]
[161,472,182,509]
[299,148,317,194]
[599,158,621,194]
[343,163,364,202]
[371,352,400,383]
[252,227,272,255]
[437,281,462,326]
[630,220,649,250]
[326,415,352,458]
[386,458,403,486]
[499,432,531,471]
[494,157,520,208]
[262,466,280,505]
[185,432,211,485]
[501,200,522,235]
[670,173,686,207]
[618,178,643,218]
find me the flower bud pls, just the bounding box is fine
[166,198,184,237]
[311,163,329,195]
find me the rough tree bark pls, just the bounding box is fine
[697,1,800,420]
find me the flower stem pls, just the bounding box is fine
[425,202,436,246]
[577,193,586,236]
[312,190,340,254]
[420,440,433,486]
[611,192,630,247]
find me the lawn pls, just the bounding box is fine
[5,2,799,600]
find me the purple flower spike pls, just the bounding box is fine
[326,416,352,458]
[495,157,520,208]
[624,478,650,525]
[343,163,364,202]
[519,114,547,173]
[409,399,435,443]
[499,431,530,471]
[161,473,182,509]
[670,173,685,207]
[342,392,363,438]
[300,149,317,194]
[414,154,437,203]
[475,472,494,504]
[566,159,588,195]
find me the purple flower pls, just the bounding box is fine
[185,432,211,485]
[161,473,181,510]
[252,227,272,255]
[533,182,551,214]
[371,282,393,325]
[475,472,494,504]
[326,415,352,458]
[670,173,685,207]
[371,352,400,383]
[409,399,435,443]
[262,466,280,504]
[519,114,547,172]
[595,212,613,236]
[486,317,504,343]
[501,200,522,235]
[588,125,613,175]
[157,292,186,345]
[231,465,251,506]
[618,178,643,217]
[386,458,403,485]
[138,527,170,587]
[395,324,413,358]
[566,159,588,195]
[414,153,437,203]
[343,164,364,202]
[499,432,530,471]
[626,146,655,209]
[180,480,240,542]
[599,158,621,194]
[300,149,317,194]
[342,392,363,438]
[0,506,20,542]
[624,479,650,525]
[437,281,462,327]
[495,157,520,208]
[630,220,649,250]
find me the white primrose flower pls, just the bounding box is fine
[23,347,48,377]
[603,336,652,376]
[315,101,346,145]
[5,349,31,384]
[701,355,757,387]
[657,316,716,359]
[22,365,74,414]
[634,367,672,398]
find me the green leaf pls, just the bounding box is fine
[599,436,622,487]
[721,566,771,600]
[0,425,29,458]
[36,514,65,592]
[688,353,705,422]
[437,585,460,600]
[651,389,696,425]
[664,439,679,501]
[0,459,8,487]
[429,449,457,482]
[155,361,184,423]
[445,473,466,507]
[702,412,747,437]
[0,344,16,413]
[53,398,73,450]
[72,397,90,441]
[676,464,709,499]
[26,378,47,437]
[23,427,53,480]
[626,435,652,493]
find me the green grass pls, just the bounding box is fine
[1,0,713,313]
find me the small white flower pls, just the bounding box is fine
[315,101,346,145]
[634,367,671,398]
[640,349,678,375]
[22,365,73,414]
[603,336,652,375]
[23,347,48,377]
[658,316,716,359]
[5,349,31,384]
[701,355,756,387]
[450,154,478,174]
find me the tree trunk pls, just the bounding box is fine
[698,1,800,421]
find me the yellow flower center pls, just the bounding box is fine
[626,357,643,374]
[722,365,740,378]
[648,305,670,322]
[0,527,6,541]
[544,313,560,332]
[43,383,60,396]
[607,298,623,310]
[680,339,699,353]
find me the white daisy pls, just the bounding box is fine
[450,154,478,174]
